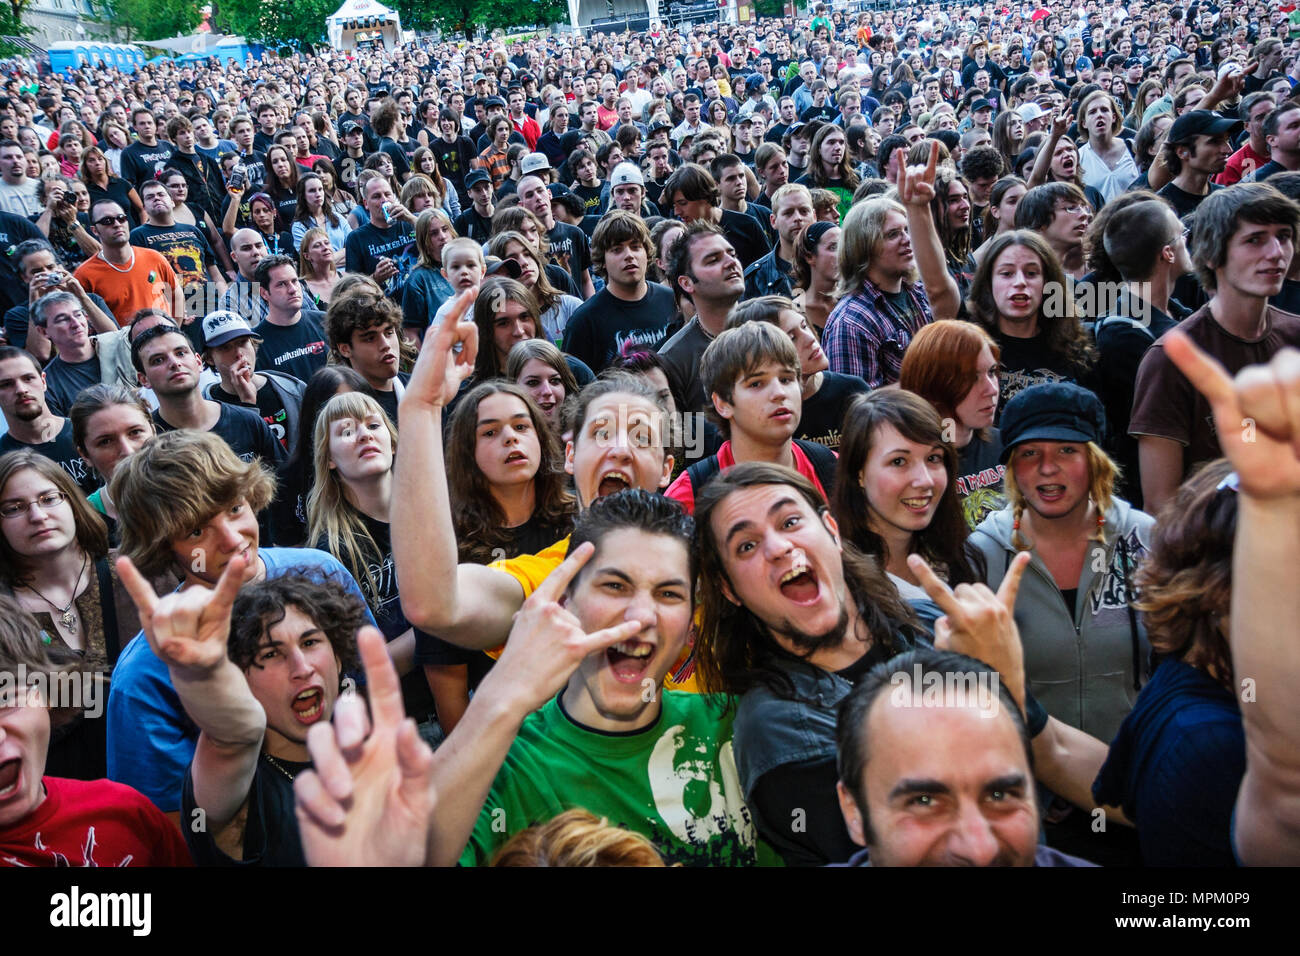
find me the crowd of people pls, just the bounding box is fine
[0,0,1299,870]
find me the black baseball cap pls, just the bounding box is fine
[465,168,490,189]
[999,382,1108,463]
[1167,109,1242,144]
[341,121,362,135]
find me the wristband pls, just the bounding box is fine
[1025,689,1049,738]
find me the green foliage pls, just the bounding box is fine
[753,0,784,18]
[218,0,337,45]
[400,0,567,35]
[107,0,203,42]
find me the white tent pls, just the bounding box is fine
[326,0,402,51]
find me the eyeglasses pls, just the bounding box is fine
[0,490,68,519]
[94,214,128,226]
[1054,203,1088,216]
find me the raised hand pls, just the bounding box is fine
[897,138,939,208]
[294,627,438,867]
[480,541,644,716]
[404,286,479,410]
[115,553,245,677]
[1051,109,1071,140]
[908,550,1032,711]
[1164,332,1300,498]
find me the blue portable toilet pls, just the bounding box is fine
[214,37,251,67]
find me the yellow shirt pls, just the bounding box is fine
[489,535,699,692]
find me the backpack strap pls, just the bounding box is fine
[794,439,838,499]
[1093,314,1156,345]
[685,455,723,499]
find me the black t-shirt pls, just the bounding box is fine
[719,208,772,268]
[1157,181,1223,219]
[657,317,714,413]
[372,374,407,424]
[0,419,97,493]
[1253,160,1288,182]
[453,206,493,243]
[182,754,305,867]
[43,354,100,417]
[546,221,592,292]
[0,211,48,313]
[120,140,176,188]
[799,104,839,124]
[86,177,141,228]
[234,149,267,190]
[337,151,367,195]
[345,220,416,297]
[431,136,477,198]
[129,222,215,292]
[153,401,286,466]
[993,329,1088,418]
[796,371,869,451]
[377,137,411,180]
[571,181,604,214]
[253,311,329,384]
[212,380,291,451]
[563,283,677,372]
[956,428,1007,528]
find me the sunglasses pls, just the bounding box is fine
[94,214,129,226]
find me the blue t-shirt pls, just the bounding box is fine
[105,547,376,812]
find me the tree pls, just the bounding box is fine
[106,0,203,43]
[418,0,567,34]
[218,0,337,45]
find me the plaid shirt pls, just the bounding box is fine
[822,278,934,388]
[475,145,511,190]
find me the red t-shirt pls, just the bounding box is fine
[665,440,831,515]
[0,777,193,867]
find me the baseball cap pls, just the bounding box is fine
[1017,101,1045,123]
[548,182,573,198]
[973,97,995,111]
[610,162,645,188]
[484,95,506,108]
[1167,109,1242,144]
[465,168,490,189]
[485,256,522,279]
[201,310,260,350]
[999,382,1108,464]
[473,72,488,82]
[520,152,552,175]
[649,120,673,135]
[1123,56,1144,68]
[341,121,362,135]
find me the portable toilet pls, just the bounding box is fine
[214,37,250,67]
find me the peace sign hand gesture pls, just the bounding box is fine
[907,551,1033,711]
[115,554,245,678]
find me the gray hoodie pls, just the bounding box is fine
[969,498,1155,743]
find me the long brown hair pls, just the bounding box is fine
[693,462,917,700]
[829,391,980,585]
[473,277,543,380]
[1133,459,1235,689]
[445,382,575,564]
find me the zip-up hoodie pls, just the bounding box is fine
[968,498,1155,743]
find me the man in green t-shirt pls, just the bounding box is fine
[293,490,763,867]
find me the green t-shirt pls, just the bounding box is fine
[460,690,769,867]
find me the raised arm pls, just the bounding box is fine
[391,288,530,649]
[897,141,960,321]
[1027,110,1068,189]
[116,554,265,833]
[1164,333,1300,865]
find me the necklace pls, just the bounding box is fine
[96,247,135,274]
[24,552,89,633]
[263,753,304,782]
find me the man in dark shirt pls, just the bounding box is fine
[200,309,304,453]
[323,285,407,423]
[164,115,226,220]
[0,209,45,314]
[120,108,176,189]
[30,291,101,416]
[133,324,284,467]
[453,169,494,243]
[0,346,97,491]
[344,176,417,301]
[1157,110,1236,218]
[562,212,675,372]
[252,255,329,385]
[1252,99,1300,182]
[662,163,771,269]
[432,111,478,205]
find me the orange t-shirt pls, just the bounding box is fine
[73,249,179,325]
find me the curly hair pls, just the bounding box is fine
[491,809,667,867]
[228,572,364,676]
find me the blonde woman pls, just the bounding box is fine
[297,226,342,310]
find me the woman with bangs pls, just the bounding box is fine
[80,143,142,227]
[262,144,300,228]
[292,172,351,263]
[966,229,1095,416]
[829,390,980,626]
[0,450,145,779]
[486,230,583,343]
[297,226,342,311]
[403,209,458,336]
[410,146,461,219]
[507,338,578,434]
[310,158,354,217]
[416,380,576,736]
[69,384,156,540]
[899,319,1006,527]
[1028,111,1106,213]
[306,390,435,724]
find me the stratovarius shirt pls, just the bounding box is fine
[461,691,765,867]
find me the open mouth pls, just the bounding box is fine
[597,469,632,497]
[778,552,821,605]
[291,688,324,724]
[504,450,529,465]
[901,495,934,514]
[0,758,20,799]
[1036,484,1067,503]
[770,407,793,421]
[605,639,655,682]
